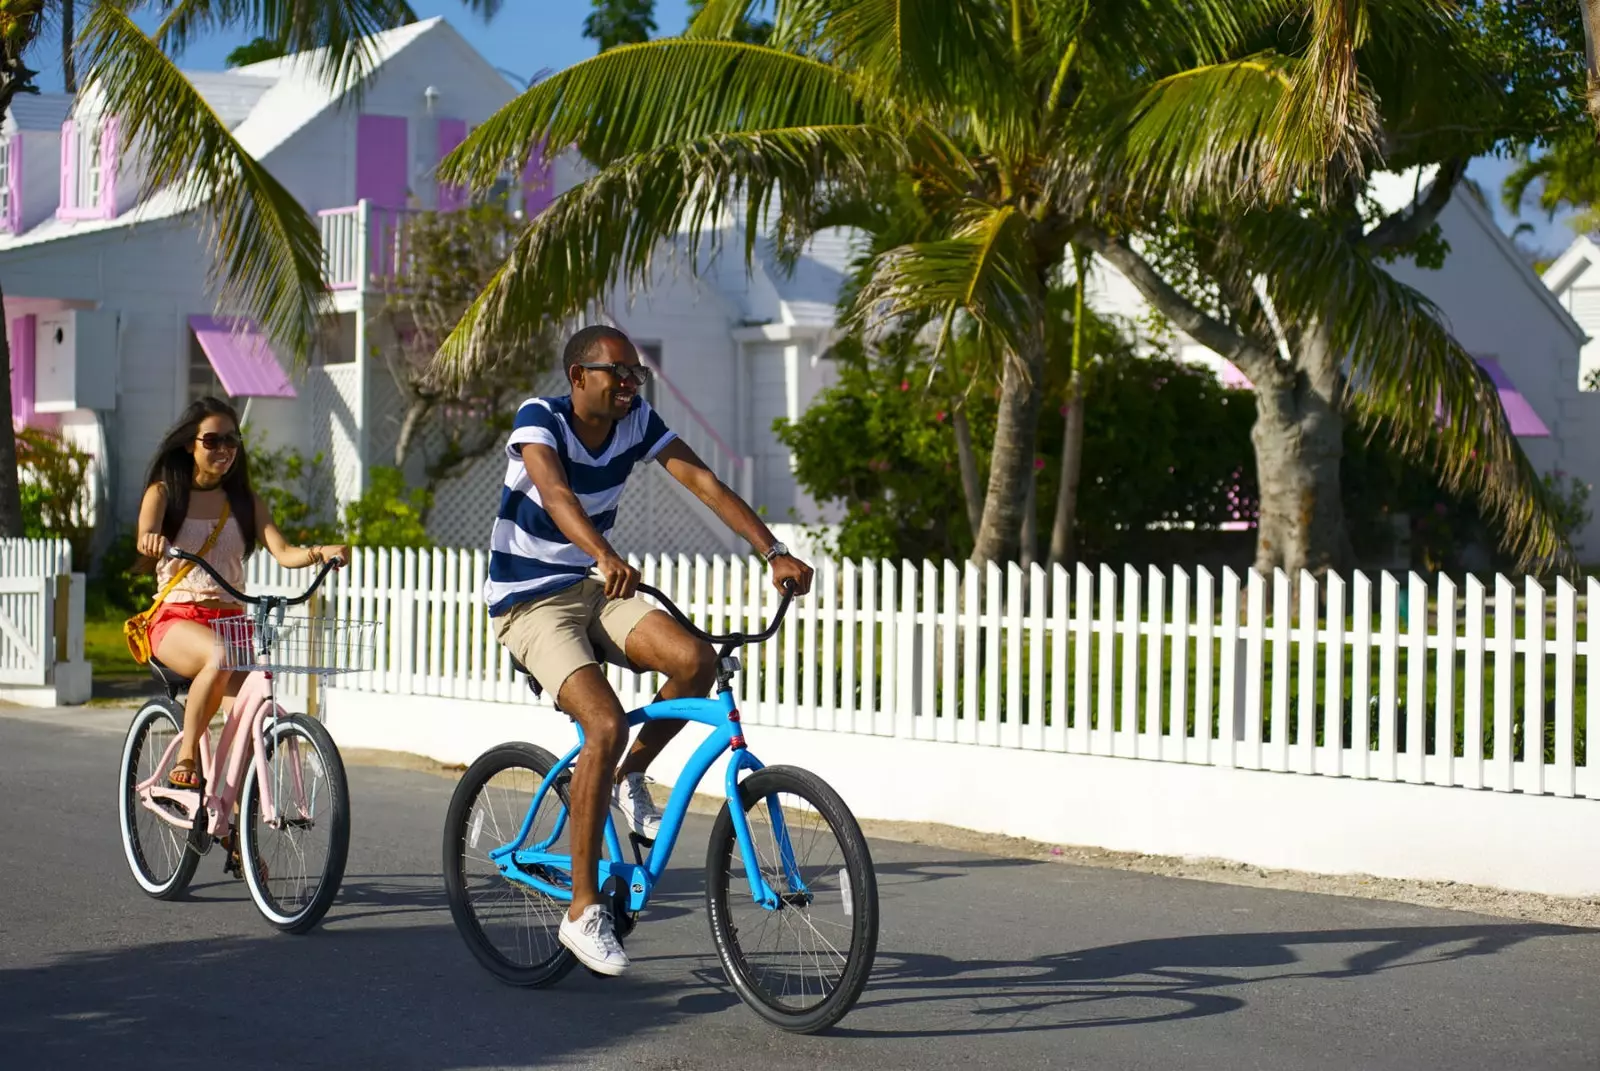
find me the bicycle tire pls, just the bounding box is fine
[705,765,879,1034]
[239,713,351,934]
[442,742,578,987]
[118,699,205,900]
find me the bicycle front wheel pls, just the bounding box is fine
[117,699,204,900]
[442,742,577,987]
[238,713,350,934]
[705,765,879,1034]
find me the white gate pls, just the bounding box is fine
[0,538,81,693]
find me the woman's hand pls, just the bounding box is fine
[137,531,167,559]
[306,544,350,568]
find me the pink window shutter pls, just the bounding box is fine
[522,138,553,218]
[99,116,120,219]
[5,135,21,233]
[58,119,76,215]
[10,315,36,428]
[436,118,468,212]
[356,114,409,207]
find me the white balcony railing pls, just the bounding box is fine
[318,200,420,292]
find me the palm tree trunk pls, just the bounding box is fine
[1020,466,1038,571]
[0,276,24,537]
[1583,0,1600,132]
[951,407,982,540]
[1250,321,1346,581]
[972,321,1047,565]
[61,0,78,93]
[1048,380,1085,568]
[1048,248,1091,569]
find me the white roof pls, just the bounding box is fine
[3,92,74,135]
[1541,234,1600,296]
[0,18,445,252]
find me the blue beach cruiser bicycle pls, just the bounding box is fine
[441,577,879,1033]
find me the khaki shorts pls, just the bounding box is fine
[492,579,657,699]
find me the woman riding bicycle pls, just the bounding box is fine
[135,396,346,793]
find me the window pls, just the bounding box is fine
[0,137,11,231]
[636,341,662,407]
[58,118,117,220]
[188,333,232,406]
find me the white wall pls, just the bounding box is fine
[308,688,1600,899]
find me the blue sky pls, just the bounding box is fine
[19,1,1582,256]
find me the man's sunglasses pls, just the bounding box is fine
[575,361,652,384]
[196,432,243,451]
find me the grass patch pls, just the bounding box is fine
[84,609,147,685]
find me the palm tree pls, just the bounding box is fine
[0,1,502,539]
[1076,6,1576,577]
[430,0,1372,567]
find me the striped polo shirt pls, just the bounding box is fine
[484,394,677,616]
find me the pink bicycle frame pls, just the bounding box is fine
[136,671,304,839]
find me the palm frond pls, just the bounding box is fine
[439,38,869,189]
[845,203,1036,359]
[813,0,1017,107]
[82,6,328,365]
[152,0,435,95]
[432,124,902,387]
[1220,209,1574,572]
[1062,53,1341,213]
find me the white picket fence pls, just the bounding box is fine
[0,538,79,690]
[248,549,1597,802]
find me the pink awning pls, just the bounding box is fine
[1476,357,1550,438]
[188,316,296,398]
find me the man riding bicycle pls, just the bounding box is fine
[485,324,813,977]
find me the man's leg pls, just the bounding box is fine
[552,664,630,920]
[609,609,717,781]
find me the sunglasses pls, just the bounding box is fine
[196,432,243,451]
[575,361,652,385]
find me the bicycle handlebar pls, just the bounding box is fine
[594,569,798,648]
[164,546,342,607]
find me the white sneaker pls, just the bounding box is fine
[559,904,629,976]
[613,772,662,839]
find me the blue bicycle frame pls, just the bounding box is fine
[487,667,809,915]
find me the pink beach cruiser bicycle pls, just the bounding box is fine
[116,547,374,933]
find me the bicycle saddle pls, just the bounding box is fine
[147,657,192,702]
[506,654,564,713]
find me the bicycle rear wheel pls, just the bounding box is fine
[442,742,577,987]
[705,765,879,1033]
[118,699,205,899]
[238,713,350,934]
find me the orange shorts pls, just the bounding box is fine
[150,603,250,661]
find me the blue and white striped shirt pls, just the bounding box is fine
[484,394,677,616]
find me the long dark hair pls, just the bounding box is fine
[143,396,258,558]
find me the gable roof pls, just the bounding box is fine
[0,18,448,253]
[3,92,74,135]
[1541,234,1600,297]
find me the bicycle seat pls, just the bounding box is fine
[147,657,192,702]
[506,654,561,712]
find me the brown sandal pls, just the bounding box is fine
[168,758,200,790]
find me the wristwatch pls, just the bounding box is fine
[763,541,789,563]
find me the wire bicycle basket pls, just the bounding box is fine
[212,612,379,677]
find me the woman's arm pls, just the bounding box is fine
[136,484,169,558]
[254,494,348,569]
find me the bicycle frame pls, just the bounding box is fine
[136,670,301,839]
[488,687,808,914]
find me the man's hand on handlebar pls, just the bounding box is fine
[771,554,814,596]
[598,553,641,599]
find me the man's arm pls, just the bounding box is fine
[521,443,638,597]
[655,439,813,594]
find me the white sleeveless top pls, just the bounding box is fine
[154,514,248,604]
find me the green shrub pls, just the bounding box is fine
[343,467,434,548]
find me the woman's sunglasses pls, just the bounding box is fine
[196,432,243,451]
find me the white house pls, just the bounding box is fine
[1083,172,1600,561]
[2,17,855,561]
[1541,234,1600,391]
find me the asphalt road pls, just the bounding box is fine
[2,704,1597,1071]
